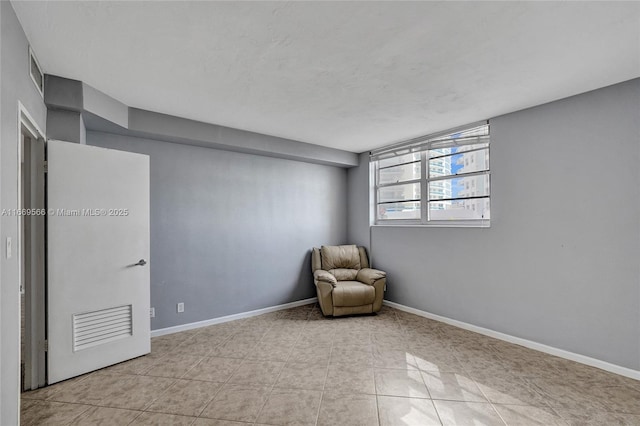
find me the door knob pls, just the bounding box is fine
[134,259,147,266]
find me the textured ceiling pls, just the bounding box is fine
[12,1,640,153]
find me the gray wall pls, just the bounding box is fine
[348,78,640,370]
[0,2,47,424]
[47,109,86,144]
[347,152,371,251]
[89,131,348,329]
[126,108,358,168]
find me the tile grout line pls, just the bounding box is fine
[251,306,314,425]
[314,307,335,426]
[139,330,235,419]
[147,318,261,422]
[222,318,276,425]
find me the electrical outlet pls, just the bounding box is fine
[150,307,155,318]
[177,302,184,313]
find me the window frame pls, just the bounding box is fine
[371,122,491,228]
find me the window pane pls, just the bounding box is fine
[378,202,420,220]
[429,146,452,158]
[429,174,490,200]
[429,143,488,158]
[378,161,420,185]
[430,137,489,151]
[378,152,420,169]
[428,155,452,178]
[429,198,490,220]
[429,147,489,176]
[378,183,420,203]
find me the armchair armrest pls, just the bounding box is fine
[314,270,337,286]
[356,268,386,285]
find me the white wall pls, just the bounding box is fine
[349,78,640,370]
[0,2,47,423]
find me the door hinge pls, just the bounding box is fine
[43,160,48,173]
[43,340,48,352]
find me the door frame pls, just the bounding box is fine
[18,102,47,391]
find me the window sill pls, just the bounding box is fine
[372,220,490,228]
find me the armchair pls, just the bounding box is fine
[311,245,386,317]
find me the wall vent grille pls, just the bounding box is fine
[29,47,44,96]
[73,305,132,351]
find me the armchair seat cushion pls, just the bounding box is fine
[332,281,375,307]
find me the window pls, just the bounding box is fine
[371,123,490,226]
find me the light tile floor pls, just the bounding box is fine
[21,304,640,425]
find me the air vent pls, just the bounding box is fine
[73,305,132,351]
[29,47,43,96]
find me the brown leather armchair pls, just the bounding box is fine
[311,245,386,317]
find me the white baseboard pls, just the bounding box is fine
[383,300,640,381]
[151,297,318,338]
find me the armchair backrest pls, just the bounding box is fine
[311,245,370,273]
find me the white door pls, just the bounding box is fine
[47,140,150,384]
